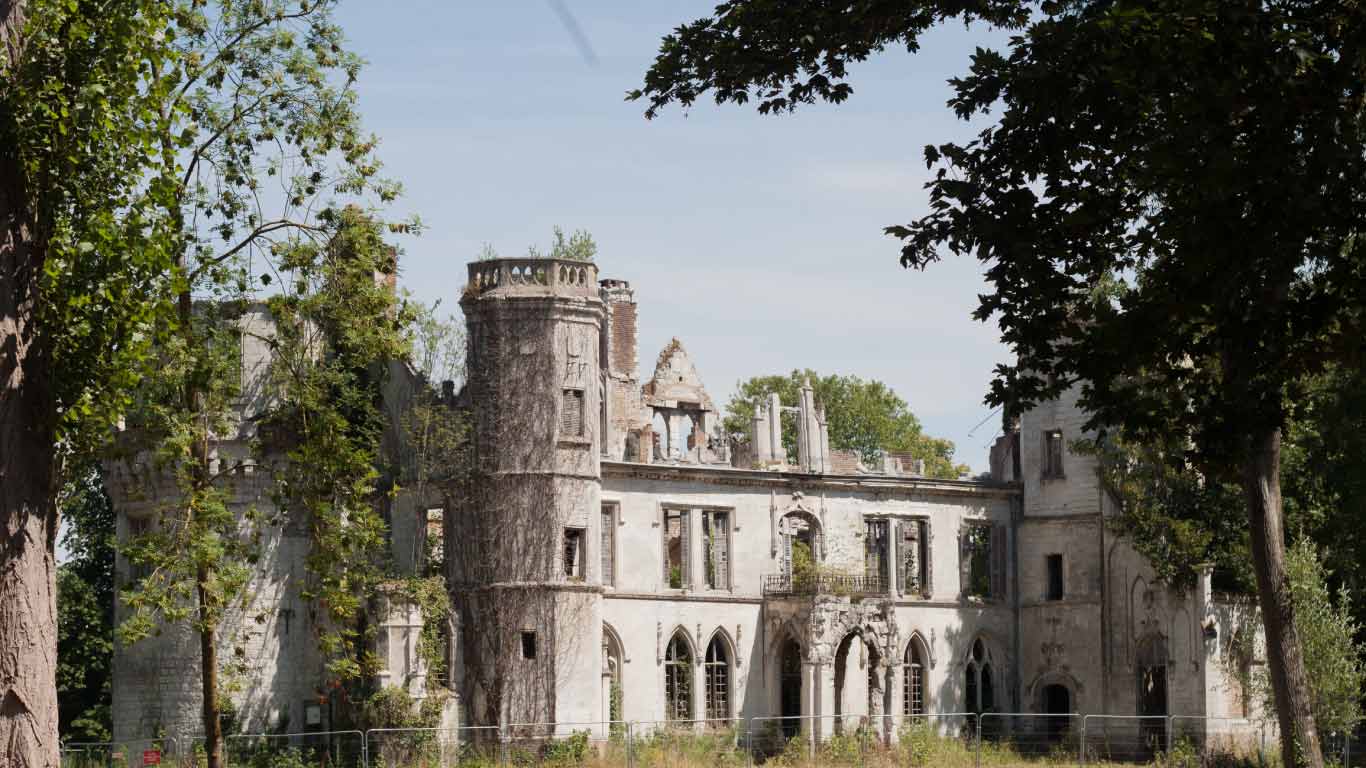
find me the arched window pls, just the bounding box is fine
[965,638,995,716]
[704,635,730,723]
[665,633,693,721]
[904,639,926,717]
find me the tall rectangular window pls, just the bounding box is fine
[1043,429,1064,478]
[561,389,584,437]
[600,505,616,587]
[901,520,929,597]
[663,508,690,589]
[563,528,584,579]
[1046,554,1064,601]
[864,519,889,589]
[521,631,537,659]
[126,516,152,583]
[963,524,992,599]
[703,510,731,590]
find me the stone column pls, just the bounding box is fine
[890,661,905,739]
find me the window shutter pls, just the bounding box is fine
[959,527,972,599]
[922,520,933,599]
[561,390,583,436]
[601,507,614,586]
[717,513,730,590]
[662,511,670,584]
[681,510,691,587]
[893,520,903,597]
[990,525,1007,600]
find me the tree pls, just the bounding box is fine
[106,3,399,765]
[2,1,182,762]
[56,468,116,742]
[634,3,1366,764]
[721,369,968,478]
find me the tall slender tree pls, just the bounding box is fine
[634,3,1366,764]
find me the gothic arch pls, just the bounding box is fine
[703,628,736,722]
[901,630,936,670]
[1026,668,1083,700]
[705,626,737,661]
[665,624,697,659]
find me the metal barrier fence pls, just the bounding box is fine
[69,715,1359,768]
[61,739,180,768]
[367,726,500,768]
[221,729,366,768]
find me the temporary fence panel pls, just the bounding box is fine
[978,712,1082,766]
[61,739,178,768]
[745,715,876,767]
[629,719,744,768]
[365,726,501,768]
[865,713,978,768]
[220,730,366,768]
[1080,715,1171,765]
[499,720,627,768]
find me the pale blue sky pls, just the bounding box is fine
[337,2,1014,472]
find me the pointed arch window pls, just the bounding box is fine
[665,633,693,721]
[965,638,995,716]
[904,639,926,717]
[704,635,730,723]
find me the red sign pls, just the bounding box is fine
[142,750,161,766]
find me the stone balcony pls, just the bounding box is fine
[761,571,890,600]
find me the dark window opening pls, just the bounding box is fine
[563,528,584,579]
[704,636,730,722]
[1043,429,1064,478]
[962,524,1005,600]
[904,641,926,717]
[1046,554,1065,601]
[521,631,537,660]
[665,633,693,720]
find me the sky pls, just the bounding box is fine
[334,2,1016,473]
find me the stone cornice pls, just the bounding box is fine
[601,460,1020,500]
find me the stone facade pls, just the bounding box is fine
[109,259,1266,748]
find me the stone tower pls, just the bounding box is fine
[456,258,605,729]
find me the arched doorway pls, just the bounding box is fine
[834,631,882,733]
[779,638,802,736]
[603,626,624,723]
[1041,684,1071,742]
[964,637,996,716]
[1136,634,1168,755]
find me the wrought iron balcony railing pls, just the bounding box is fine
[761,572,888,598]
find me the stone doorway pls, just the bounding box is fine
[1041,684,1071,742]
[779,638,803,737]
[1137,635,1168,755]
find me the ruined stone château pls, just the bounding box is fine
[107,257,1264,747]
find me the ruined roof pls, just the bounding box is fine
[642,338,715,412]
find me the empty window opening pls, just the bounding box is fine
[600,505,616,587]
[680,414,696,457]
[1046,554,1065,601]
[703,510,730,590]
[665,633,693,721]
[704,635,730,723]
[561,389,585,437]
[563,528,584,579]
[521,631,537,660]
[126,516,153,583]
[901,519,929,597]
[864,519,889,590]
[425,508,444,572]
[663,508,690,589]
[1043,429,1065,478]
[652,411,669,461]
[963,524,1005,599]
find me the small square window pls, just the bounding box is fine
[1046,554,1064,601]
[521,631,537,659]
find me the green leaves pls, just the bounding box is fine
[722,369,969,478]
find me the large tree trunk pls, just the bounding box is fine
[1,1,61,765]
[196,570,223,768]
[1243,428,1323,768]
